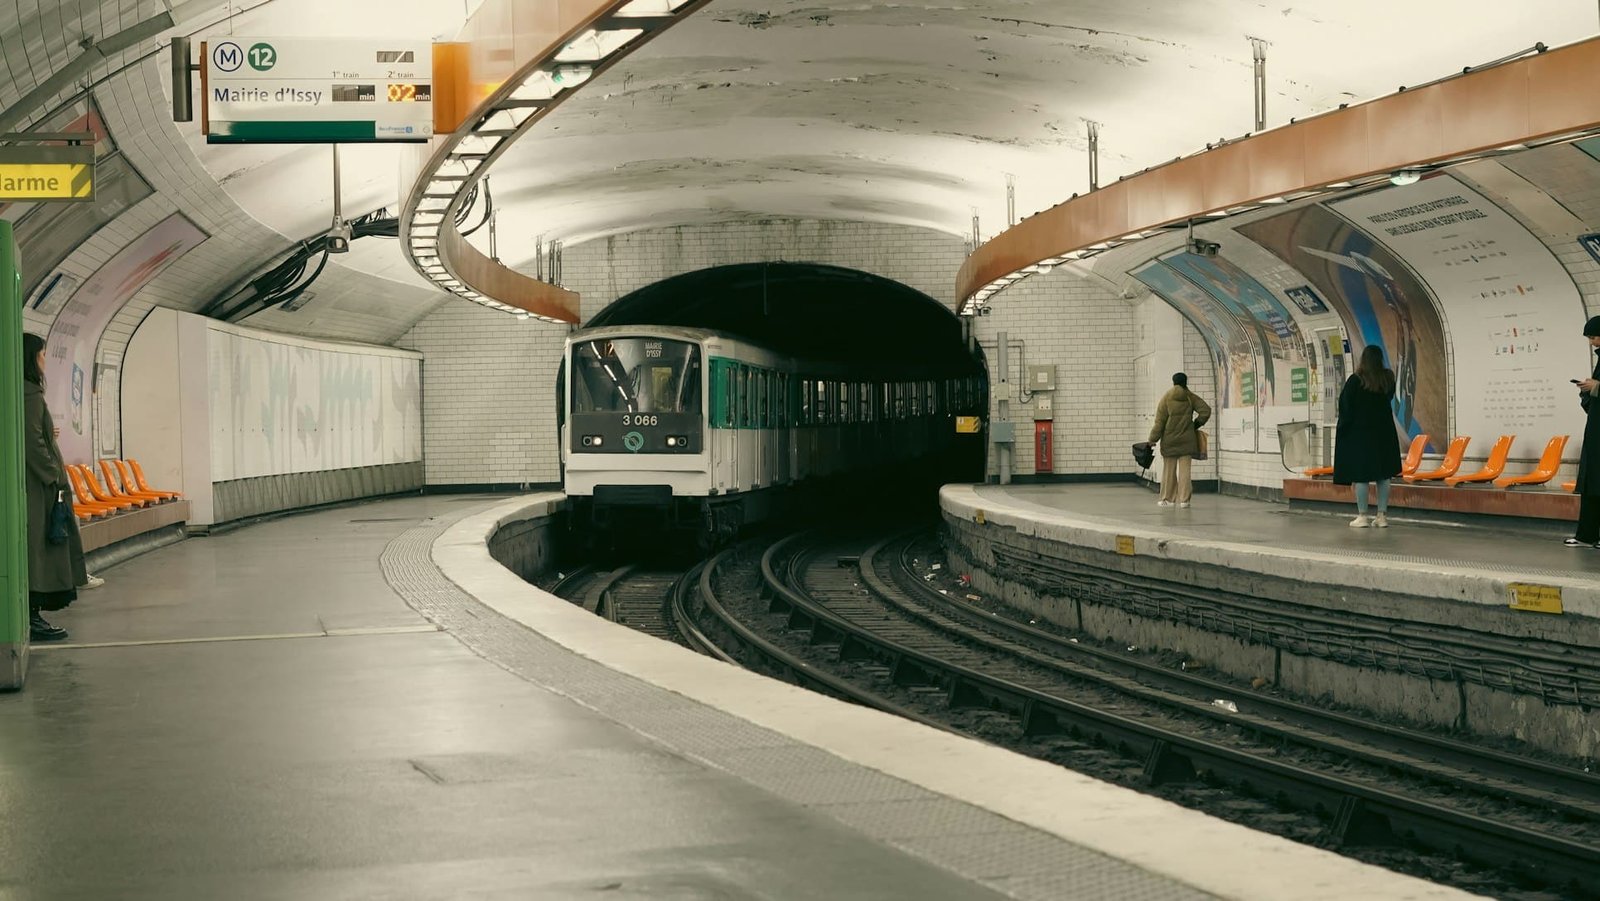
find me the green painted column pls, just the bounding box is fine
[0,220,28,690]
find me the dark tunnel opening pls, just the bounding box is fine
[556,263,990,548]
[584,262,983,374]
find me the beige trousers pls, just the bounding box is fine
[1160,456,1192,503]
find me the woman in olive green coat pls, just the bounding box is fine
[22,332,85,641]
[1147,372,1211,507]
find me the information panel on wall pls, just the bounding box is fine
[204,38,433,143]
[1332,175,1589,459]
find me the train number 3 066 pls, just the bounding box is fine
[621,414,659,426]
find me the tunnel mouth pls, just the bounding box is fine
[585,262,979,374]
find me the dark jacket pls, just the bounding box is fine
[24,379,85,597]
[1332,374,1402,485]
[1576,350,1600,497]
[1148,386,1211,458]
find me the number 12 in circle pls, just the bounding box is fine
[248,42,276,71]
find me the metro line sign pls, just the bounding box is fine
[202,37,434,144]
[0,145,94,202]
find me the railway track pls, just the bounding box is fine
[675,529,1600,896]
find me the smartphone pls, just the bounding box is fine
[1574,379,1584,384]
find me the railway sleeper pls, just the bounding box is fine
[948,677,1027,720]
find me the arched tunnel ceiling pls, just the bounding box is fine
[586,262,971,369]
[3,0,1599,344]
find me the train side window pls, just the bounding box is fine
[760,370,769,429]
[801,378,813,425]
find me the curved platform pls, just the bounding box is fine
[0,494,1469,899]
[944,483,1600,623]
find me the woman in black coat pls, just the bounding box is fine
[22,332,85,641]
[1333,344,1402,528]
[1569,316,1600,547]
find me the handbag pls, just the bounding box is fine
[1131,441,1154,470]
[1194,429,1209,461]
[48,488,71,544]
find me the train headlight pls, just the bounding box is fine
[665,437,676,447]
[581,435,603,447]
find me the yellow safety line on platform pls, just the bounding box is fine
[31,623,441,650]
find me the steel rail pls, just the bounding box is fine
[749,533,1600,892]
[871,534,1600,820]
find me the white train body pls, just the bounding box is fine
[561,325,981,540]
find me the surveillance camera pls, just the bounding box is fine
[1188,238,1221,257]
[978,306,993,316]
[326,222,353,254]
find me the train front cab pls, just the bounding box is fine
[564,334,708,534]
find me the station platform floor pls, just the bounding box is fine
[944,482,1600,621]
[0,493,1470,900]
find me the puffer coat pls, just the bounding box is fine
[24,379,85,596]
[1148,386,1212,458]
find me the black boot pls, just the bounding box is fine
[29,611,67,642]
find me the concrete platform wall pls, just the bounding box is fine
[942,511,1600,759]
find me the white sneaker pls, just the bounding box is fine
[1157,500,1174,507]
[1177,502,1191,508]
[1373,514,1388,528]
[1349,515,1371,528]
[79,574,105,589]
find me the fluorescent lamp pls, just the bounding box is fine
[1389,169,1423,186]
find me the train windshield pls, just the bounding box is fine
[571,338,702,414]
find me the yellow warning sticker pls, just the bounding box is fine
[1508,582,1563,615]
[1116,535,1135,556]
[955,415,981,434]
[974,509,986,525]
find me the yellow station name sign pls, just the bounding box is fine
[0,145,94,202]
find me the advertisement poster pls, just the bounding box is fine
[1160,251,1312,409]
[1131,259,1257,449]
[1131,259,1254,408]
[1331,175,1589,459]
[1236,202,1449,451]
[46,213,209,463]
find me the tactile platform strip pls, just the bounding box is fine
[380,512,1211,901]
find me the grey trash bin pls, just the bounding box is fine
[1277,421,1317,473]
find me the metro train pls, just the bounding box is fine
[558,324,985,546]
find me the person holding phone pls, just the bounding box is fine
[1568,316,1600,547]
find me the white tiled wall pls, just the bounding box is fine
[566,219,968,321]
[401,217,973,485]
[970,270,1139,478]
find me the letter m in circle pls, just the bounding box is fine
[214,42,242,72]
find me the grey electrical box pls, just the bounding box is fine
[990,420,1015,444]
[1027,365,1056,391]
[1033,395,1053,420]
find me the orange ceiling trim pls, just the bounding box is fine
[957,37,1600,304]
[412,0,714,324]
[443,225,581,321]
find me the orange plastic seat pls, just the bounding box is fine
[93,460,152,508]
[1495,436,1568,488]
[128,459,181,499]
[1564,481,1577,491]
[74,464,139,510]
[103,459,166,503]
[118,459,178,500]
[1405,435,1471,482]
[1445,435,1515,486]
[66,469,117,520]
[1400,434,1429,477]
[1303,465,1333,477]
[69,464,129,513]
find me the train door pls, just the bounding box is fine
[711,356,733,493]
[777,371,792,485]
